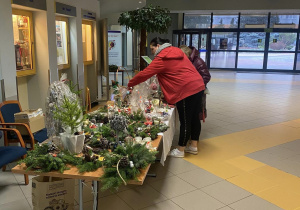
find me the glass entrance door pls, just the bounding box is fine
[173,32,209,62]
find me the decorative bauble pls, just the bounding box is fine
[124,136,133,143]
[150,83,158,90]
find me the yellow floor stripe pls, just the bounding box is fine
[184,119,300,210]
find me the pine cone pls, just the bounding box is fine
[84,153,91,162]
[119,156,129,168]
[92,148,102,154]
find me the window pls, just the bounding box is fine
[184,14,211,29]
[12,9,35,77]
[82,20,93,65]
[238,52,264,69]
[267,53,295,70]
[211,32,237,50]
[210,52,236,68]
[212,15,238,28]
[56,16,70,69]
[173,34,179,47]
[296,53,300,70]
[240,14,268,28]
[239,32,266,51]
[270,14,299,28]
[191,34,199,49]
[269,33,297,51]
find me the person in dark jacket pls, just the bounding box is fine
[179,45,211,85]
[128,37,205,157]
[180,45,211,149]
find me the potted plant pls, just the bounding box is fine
[118,5,171,70]
[53,96,86,154]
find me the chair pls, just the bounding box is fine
[0,129,29,185]
[0,100,48,149]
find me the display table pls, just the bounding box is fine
[12,136,162,210]
[158,107,177,165]
[11,108,177,210]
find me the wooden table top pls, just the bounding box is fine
[12,135,162,185]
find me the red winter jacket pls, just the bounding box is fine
[189,47,211,85]
[128,46,205,104]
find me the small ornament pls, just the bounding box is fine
[124,136,133,143]
[129,161,134,168]
[119,156,129,168]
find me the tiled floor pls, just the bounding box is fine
[1,70,300,209]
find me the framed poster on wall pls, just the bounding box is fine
[108,31,122,67]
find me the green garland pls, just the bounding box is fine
[101,143,157,191]
[19,142,157,191]
[19,144,102,173]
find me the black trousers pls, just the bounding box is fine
[175,91,203,147]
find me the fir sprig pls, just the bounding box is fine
[53,96,85,134]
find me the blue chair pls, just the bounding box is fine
[0,100,48,149]
[0,129,29,185]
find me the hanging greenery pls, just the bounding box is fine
[118,4,171,34]
[118,4,172,70]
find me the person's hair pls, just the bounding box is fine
[179,45,192,57]
[150,37,170,46]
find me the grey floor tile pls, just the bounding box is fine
[164,158,198,175]
[200,130,218,140]
[74,200,93,210]
[19,179,32,198]
[0,198,32,210]
[177,168,223,189]
[171,189,225,210]
[272,158,300,177]
[117,184,167,210]
[98,194,132,210]
[201,180,252,205]
[247,151,287,165]
[74,181,94,203]
[149,176,196,199]
[229,195,283,210]
[13,173,35,184]
[0,171,18,186]
[141,200,183,210]
[26,196,33,209]
[263,146,299,159]
[280,139,300,153]
[0,184,26,205]
[217,206,234,210]
[144,162,175,184]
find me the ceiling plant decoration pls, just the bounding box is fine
[118,4,172,70]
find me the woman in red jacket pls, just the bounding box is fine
[128,37,205,157]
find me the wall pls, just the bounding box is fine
[17,77,29,110]
[0,0,101,110]
[0,0,18,101]
[146,13,179,58]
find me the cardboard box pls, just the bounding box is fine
[14,109,45,134]
[32,176,75,210]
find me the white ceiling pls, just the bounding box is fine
[99,0,146,16]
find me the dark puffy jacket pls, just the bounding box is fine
[189,47,211,85]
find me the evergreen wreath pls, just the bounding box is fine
[101,143,157,191]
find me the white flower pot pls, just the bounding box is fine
[59,133,85,154]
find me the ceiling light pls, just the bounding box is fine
[139,1,142,3]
